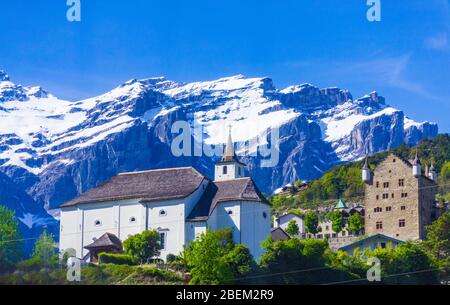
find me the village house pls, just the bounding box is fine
[59,132,271,261]
[274,212,305,236]
[362,152,439,241]
[338,233,404,254]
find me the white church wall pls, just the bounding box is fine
[214,163,245,181]
[277,214,305,234]
[208,201,241,243]
[183,179,209,217]
[240,202,271,260]
[185,221,207,243]
[146,199,185,260]
[60,207,83,259]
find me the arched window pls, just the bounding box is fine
[159,210,167,217]
[262,211,267,219]
[94,220,102,227]
[129,216,136,223]
[223,166,227,175]
[227,210,233,215]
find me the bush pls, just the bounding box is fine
[166,254,178,263]
[15,256,49,272]
[123,230,161,264]
[98,253,137,266]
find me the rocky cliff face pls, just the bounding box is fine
[0,71,438,227]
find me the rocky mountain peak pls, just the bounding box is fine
[0,70,10,82]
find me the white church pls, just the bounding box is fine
[59,132,271,261]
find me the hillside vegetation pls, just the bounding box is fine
[270,134,450,214]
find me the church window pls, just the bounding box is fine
[401,206,406,211]
[398,179,404,187]
[263,211,267,219]
[376,195,379,200]
[401,193,408,198]
[374,207,382,213]
[383,182,389,188]
[386,206,392,212]
[382,193,389,199]
[159,210,167,217]
[129,217,136,223]
[393,158,396,163]
[376,181,379,188]
[160,232,166,250]
[399,219,406,227]
[223,166,227,175]
[94,220,102,227]
[227,210,233,215]
[376,221,383,230]
[391,193,394,198]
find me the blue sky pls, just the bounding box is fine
[1,0,449,131]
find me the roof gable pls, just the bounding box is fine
[84,233,123,250]
[186,178,269,221]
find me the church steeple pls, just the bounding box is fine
[221,126,238,162]
[214,125,247,181]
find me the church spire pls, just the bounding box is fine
[221,125,238,162]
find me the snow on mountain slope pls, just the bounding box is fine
[0,70,438,214]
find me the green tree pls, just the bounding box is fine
[286,220,300,236]
[304,211,319,235]
[32,229,58,266]
[123,230,161,264]
[183,228,255,284]
[422,213,449,267]
[348,212,364,235]
[330,210,344,233]
[0,205,22,270]
[259,237,354,284]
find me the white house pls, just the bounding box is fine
[274,213,305,236]
[59,131,271,261]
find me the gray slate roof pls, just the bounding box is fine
[186,177,269,221]
[84,232,123,250]
[61,167,207,207]
[270,227,291,241]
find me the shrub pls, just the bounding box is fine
[166,254,178,263]
[98,253,137,265]
[123,230,161,264]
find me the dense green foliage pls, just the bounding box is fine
[348,212,365,234]
[286,220,300,236]
[258,237,356,284]
[331,242,440,284]
[0,263,184,285]
[31,230,58,266]
[330,210,344,233]
[123,230,161,264]
[98,252,138,265]
[422,213,450,279]
[0,206,22,270]
[304,211,319,234]
[183,228,255,284]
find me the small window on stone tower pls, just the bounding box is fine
[223,166,227,175]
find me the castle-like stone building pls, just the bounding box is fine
[363,152,438,241]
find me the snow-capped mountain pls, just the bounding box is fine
[0,70,438,223]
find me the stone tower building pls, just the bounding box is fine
[363,152,438,241]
